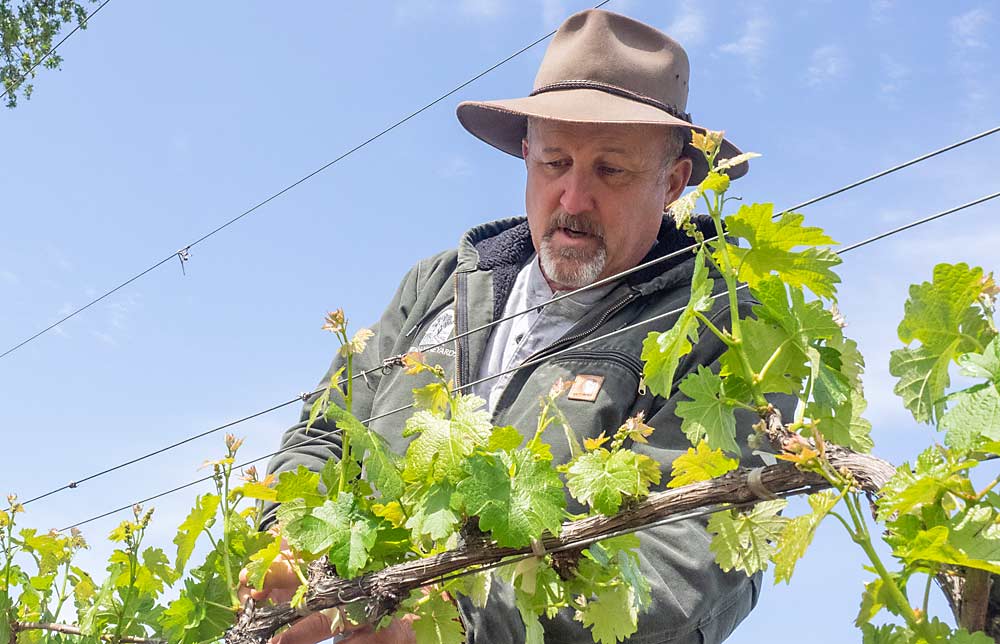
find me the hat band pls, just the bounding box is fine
[530,80,692,123]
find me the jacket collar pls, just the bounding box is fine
[461,214,717,317]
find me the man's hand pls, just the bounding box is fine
[237,545,418,644]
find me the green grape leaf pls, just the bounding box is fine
[458,570,492,608]
[892,263,996,424]
[413,382,451,414]
[959,337,1000,381]
[325,403,404,501]
[809,345,852,411]
[404,481,462,542]
[488,425,524,452]
[457,449,565,547]
[159,576,233,644]
[861,623,912,644]
[244,532,283,591]
[947,505,1000,573]
[721,317,810,396]
[275,466,325,507]
[279,494,378,578]
[877,447,976,522]
[411,592,465,644]
[566,448,661,516]
[889,346,953,425]
[403,394,492,484]
[720,203,841,299]
[239,480,278,502]
[950,629,997,644]
[668,441,739,487]
[575,584,639,644]
[173,493,219,573]
[316,494,378,578]
[773,491,839,583]
[810,388,874,453]
[940,383,1000,452]
[707,500,788,574]
[675,366,741,454]
[856,577,888,627]
[898,263,992,350]
[752,277,841,349]
[641,247,714,397]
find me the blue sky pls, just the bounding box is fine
[1,0,998,641]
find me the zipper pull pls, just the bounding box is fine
[637,376,646,396]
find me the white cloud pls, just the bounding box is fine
[720,15,770,71]
[878,53,909,105]
[806,45,848,86]
[870,0,894,22]
[950,8,991,49]
[666,0,705,48]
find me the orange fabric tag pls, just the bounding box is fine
[567,374,605,402]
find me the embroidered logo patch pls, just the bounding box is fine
[568,374,604,402]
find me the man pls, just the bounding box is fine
[247,9,781,643]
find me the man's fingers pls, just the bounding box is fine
[268,611,337,644]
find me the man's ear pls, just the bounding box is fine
[664,156,694,208]
[521,138,529,160]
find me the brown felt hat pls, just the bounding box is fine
[457,9,747,185]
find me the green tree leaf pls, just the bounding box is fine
[325,403,404,501]
[890,346,953,426]
[411,592,465,644]
[719,203,841,299]
[877,447,975,522]
[404,481,462,543]
[278,494,379,578]
[668,440,739,487]
[575,584,639,644]
[773,491,838,583]
[707,500,788,574]
[720,317,810,396]
[488,425,524,452]
[891,263,996,424]
[173,493,219,574]
[413,382,451,414]
[641,247,714,397]
[566,448,660,516]
[275,466,325,507]
[403,394,492,484]
[457,449,566,548]
[959,337,1000,381]
[244,532,283,591]
[675,366,741,454]
[940,383,1000,452]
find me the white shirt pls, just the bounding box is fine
[473,254,618,414]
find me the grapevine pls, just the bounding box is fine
[1,131,998,644]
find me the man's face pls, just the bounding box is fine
[522,119,692,291]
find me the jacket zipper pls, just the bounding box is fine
[549,349,643,379]
[524,292,639,365]
[453,272,469,388]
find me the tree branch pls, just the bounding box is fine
[226,420,896,644]
[12,621,165,643]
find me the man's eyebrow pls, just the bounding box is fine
[539,145,632,155]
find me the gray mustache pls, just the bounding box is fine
[545,212,605,239]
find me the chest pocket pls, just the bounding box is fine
[495,348,645,454]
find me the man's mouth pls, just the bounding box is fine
[560,226,591,238]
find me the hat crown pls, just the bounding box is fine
[534,9,691,114]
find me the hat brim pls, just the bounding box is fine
[457,88,747,185]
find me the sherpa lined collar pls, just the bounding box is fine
[466,214,718,319]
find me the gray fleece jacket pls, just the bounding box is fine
[263,215,792,643]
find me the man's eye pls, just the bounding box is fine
[599,165,623,176]
[545,160,569,169]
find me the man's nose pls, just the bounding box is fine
[558,166,596,215]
